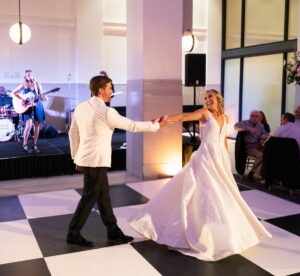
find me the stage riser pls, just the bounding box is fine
[0,151,126,181]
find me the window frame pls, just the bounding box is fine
[221,0,297,120]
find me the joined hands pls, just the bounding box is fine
[152,115,173,127]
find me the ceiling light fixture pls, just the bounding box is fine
[182,31,197,52]
[9,0,31,44]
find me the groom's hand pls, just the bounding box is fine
[159,115,169,127]
[75,165,82,172]
[151,117,161,123]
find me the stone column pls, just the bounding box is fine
[126,0,183,179]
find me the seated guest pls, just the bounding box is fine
[259,111,271,133]
[273,112,300,151]
[234,110,269,181]
[294,106,300,128]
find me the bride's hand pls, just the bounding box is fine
[159,115,170,127]
[151,117,161,123]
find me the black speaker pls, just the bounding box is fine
[185,54,206,87]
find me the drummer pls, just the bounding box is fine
[0,86,8,97]
[11,70,47,153]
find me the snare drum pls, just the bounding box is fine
[6,108,19,118]
[0,118,15,142]
[0,106,7,119]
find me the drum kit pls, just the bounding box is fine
[0,87,24,142]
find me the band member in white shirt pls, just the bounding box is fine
[67,75,167,246]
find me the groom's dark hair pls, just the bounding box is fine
[90,75,112,96]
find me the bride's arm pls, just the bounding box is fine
[166,108,207,122]
[224,138,228,151]
[224,114,231,151]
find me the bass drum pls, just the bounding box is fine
[0,106,7,119]
[0,118,15,142]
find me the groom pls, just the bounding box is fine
[67,75,167,246]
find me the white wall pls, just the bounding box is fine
[0,0,75,83]
[103,0,126,24]
[0,0,104,132]
[182,0,209,105]
[206,0,222,90]
[102,0,126,84]
[75,0,103,84]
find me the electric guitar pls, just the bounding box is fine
[12,87,60,114]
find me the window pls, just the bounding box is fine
[245,0,285,46]
[224,58,240,136]
[225,0,242,49]
[222,0,297,129]
[285,52,297,113]
[289,0,297,39]
[243,54,283,131]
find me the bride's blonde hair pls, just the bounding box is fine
[205,89,224,115]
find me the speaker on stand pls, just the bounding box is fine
[184,53,206,143]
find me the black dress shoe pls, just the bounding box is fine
[107,225,134,243]
[67,234,94,247]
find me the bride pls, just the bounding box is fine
[129,89,271,261]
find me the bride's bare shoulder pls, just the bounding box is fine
[195,108,209,114]
[195,108,209,121]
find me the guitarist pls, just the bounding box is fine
[11,70,48,153]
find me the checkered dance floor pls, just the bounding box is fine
[0,178,300,276]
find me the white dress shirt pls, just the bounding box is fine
[69,96,160,167]
[273,122,300,150]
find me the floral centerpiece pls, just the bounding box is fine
[285,51,300,85]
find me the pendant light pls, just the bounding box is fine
[9,0,31,44]
[182,31,197,52]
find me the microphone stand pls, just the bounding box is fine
[190,85,197,143]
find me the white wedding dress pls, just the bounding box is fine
[129,112,271,261]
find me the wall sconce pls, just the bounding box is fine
[182,32,197,52]
[9,0,31,44]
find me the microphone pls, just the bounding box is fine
[111,91,123,96]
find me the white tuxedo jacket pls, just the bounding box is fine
[69,96,160,167]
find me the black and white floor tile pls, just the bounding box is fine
[0,178,300,276]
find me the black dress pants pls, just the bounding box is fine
[68,167,117,235]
